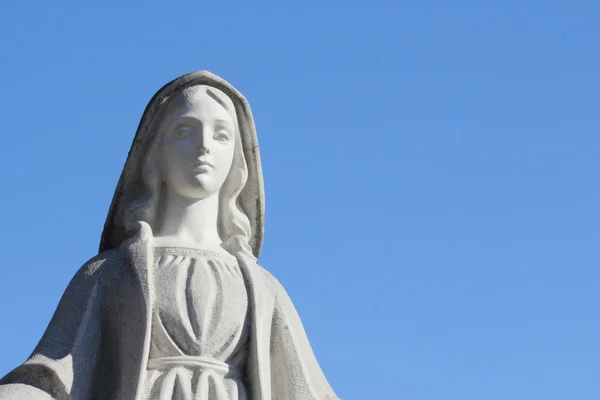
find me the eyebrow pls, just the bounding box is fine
[206,88,231,112]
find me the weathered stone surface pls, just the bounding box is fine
[0,71,339,400]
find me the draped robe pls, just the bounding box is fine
[0,227,339,400]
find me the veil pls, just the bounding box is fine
[99,70,265,258]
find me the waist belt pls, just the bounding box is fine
[147,356,240,378]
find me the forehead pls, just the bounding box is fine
[168,85,235,121]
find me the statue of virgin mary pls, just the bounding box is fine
[0,71,339,400]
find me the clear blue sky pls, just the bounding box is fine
[0,1,599,399]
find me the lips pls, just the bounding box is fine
[192,160,214,169]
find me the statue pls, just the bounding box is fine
[0,71,339,400]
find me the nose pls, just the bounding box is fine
[197,145,210,155]
[196,126,211,155]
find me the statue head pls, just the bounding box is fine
[128,84,252,257]
[155,85,239,200]
[100,71,265,260]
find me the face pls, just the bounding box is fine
[159,86,237,200]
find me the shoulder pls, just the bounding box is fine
[256,265,295,303]
[48,248,127,311]
[257,265,282,291]
[73,247,127,283]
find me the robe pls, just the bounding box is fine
[0,228,339,400]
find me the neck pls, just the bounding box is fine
[154,186,222,250]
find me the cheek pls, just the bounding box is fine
[214,145,235,176]
[163,142,192,164]
[161,147,188,182]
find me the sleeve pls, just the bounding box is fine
[266,273,340,400]
[0,254,110,400]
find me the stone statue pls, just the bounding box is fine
[0,71,339,400]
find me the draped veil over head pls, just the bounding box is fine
[99,71,265,259]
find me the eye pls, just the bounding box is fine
[214,128,231,142]
[173,125,193,139]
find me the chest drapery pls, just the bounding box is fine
[0,236,340,400]
[144,247,250,400]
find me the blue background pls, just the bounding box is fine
[1,1,599,399]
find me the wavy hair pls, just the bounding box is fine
[123,85,255,261]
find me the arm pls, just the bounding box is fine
[0,251,116,399]
[265,271,340,400]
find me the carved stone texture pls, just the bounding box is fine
[0,71,339,400]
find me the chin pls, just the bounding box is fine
[179,177,217,198]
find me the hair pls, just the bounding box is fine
[123,85,255,261]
